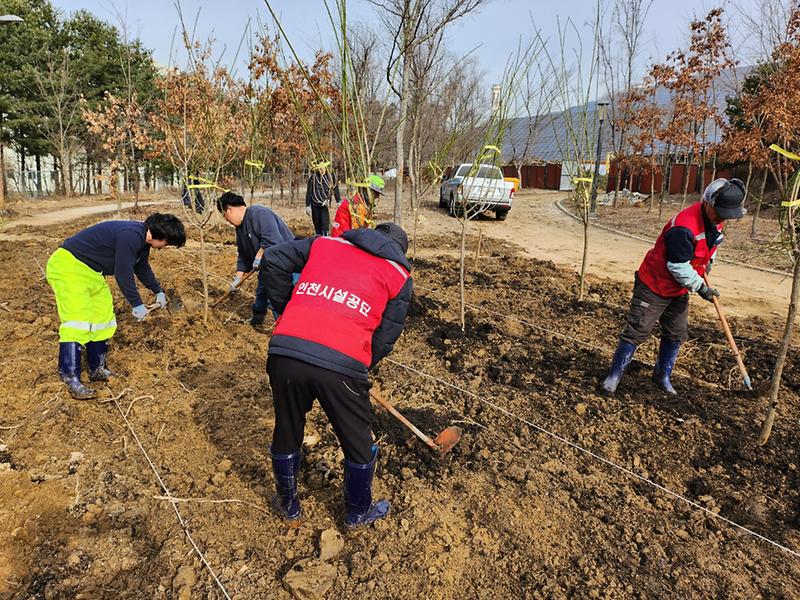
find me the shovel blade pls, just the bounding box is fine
[166,288,184,312]
[433,426,462,455]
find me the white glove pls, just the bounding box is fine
[230,275,242,292]
[132,304,148,321]
[305,206,312,217]
[155,292,168,309]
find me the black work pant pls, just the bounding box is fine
[311,204,330,236]
[267,355,373,464]
[620,273,689,346]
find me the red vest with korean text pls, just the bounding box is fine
[638,202,721,297]
[272,237,410,366]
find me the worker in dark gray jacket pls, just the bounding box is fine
[304,160,341,236]
[217,192,295,325]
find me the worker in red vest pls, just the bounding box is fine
[602,178,746,396]
[260,222,412,528]
[331,174,384,237]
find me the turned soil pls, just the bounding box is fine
[0,191,798,599]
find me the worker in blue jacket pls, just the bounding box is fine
[217,191,296,326]
[46,214,186,399]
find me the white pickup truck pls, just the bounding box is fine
[439,163,515,221]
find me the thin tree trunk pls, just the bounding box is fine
[20,144,26,196]
[758,250,800,444]
[394,52,412,227]
[200,226,210,325]
[680,151,692,209]
[751,167,768,237]
[459,219,467,331]
[612,159,623,208]
[36,154,43,196]
[579,218,589,301]
[743,160,753,211]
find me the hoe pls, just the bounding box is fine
[370,389,462,455]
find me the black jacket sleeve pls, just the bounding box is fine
[332,175,341,205]
[664,226,695,263]
[305,175,314,207]
[370,277,413,369]
[262,237,315,314]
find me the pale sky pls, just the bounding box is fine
[52,0,762,90]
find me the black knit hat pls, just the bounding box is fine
[702,178,746,220]
[375,222,408,254]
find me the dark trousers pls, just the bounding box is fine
[267,355,373,464]
[252,269,276,317]
[311,205,330,236]
[253,271,299,317]
[620,273,689,345]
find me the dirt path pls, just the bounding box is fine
[441,190,793,322]
[0,199,171,231]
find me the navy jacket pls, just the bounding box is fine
[236,205,295,272]
[263,228,413,380]
[62,221,161,307]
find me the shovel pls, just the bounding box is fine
[704,275,752,390]
[212,270,256,308]
[370,389,462,455]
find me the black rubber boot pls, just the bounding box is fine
[87,340,113,382]
[602,340,637,395]
[58,342,97,400]
[250,311,267,327]
[343,445,390,528]
[652,338,681,395]
[270,449,302,521]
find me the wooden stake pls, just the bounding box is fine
[473,228,483,266]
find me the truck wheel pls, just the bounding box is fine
[449,195,464,218]
[495,209,509,221]
[439,190,447,208]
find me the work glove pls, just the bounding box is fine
[230,275,242,292]
[155,291,168,309]
[697,283,720,302]
[252,256,262,271]
[132,304,148,321]
[305,206,312,217]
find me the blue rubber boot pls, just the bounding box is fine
[602,340,637,395]
[653,338,681,395]
[270,449,302,521]
[58,342,96,400]
[343,445,390,529]
[87,340,113,382]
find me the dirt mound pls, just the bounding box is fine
[0,216,798,598]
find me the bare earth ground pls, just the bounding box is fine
[0,191,798,599]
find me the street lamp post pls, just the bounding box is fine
[0,15,24,212]
[589,101,609,217]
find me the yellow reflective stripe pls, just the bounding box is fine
[770,144,800,161]
[62,319,117,332]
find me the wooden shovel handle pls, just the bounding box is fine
[370,389,440,452]
[704,275,753,390]
[212,270,256,308]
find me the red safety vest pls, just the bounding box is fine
[331,194,373,238]
[638,202,722,297]
[272,237,410,367]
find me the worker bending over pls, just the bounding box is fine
[331,174,385,237]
